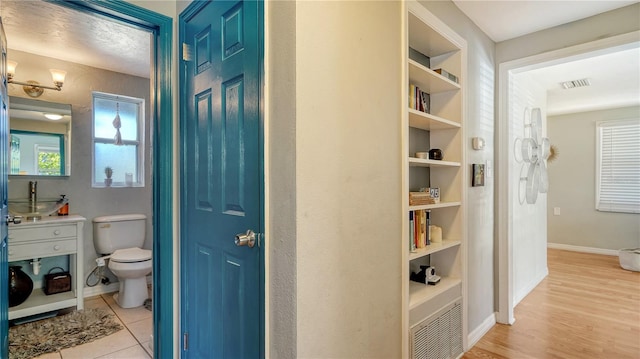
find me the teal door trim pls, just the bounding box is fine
[45,1,173,357]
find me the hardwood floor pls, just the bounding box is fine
[464,249,640,359]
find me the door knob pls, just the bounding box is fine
[235,230,256,248]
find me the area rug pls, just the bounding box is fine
[9,308,123,359]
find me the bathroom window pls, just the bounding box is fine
[92,92,145,187]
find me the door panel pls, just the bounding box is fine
[180,1,262,358]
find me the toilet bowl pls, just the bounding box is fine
[109,247,152,308]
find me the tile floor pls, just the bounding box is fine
[29,293,153,359]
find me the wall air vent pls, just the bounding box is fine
[560,78,591,89]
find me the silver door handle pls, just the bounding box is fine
[235,230,256,248]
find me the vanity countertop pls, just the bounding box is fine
[9,214,86,227]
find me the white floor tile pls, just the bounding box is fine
[60,327,137,359]
[103,293,152,324]
[95,344,151,359]
[126,317,153,344]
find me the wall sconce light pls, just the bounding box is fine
[7,61,66,98]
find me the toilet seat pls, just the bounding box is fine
[111,247,152,263]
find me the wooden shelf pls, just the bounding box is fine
[408,157,460,168]
[9,288,77,320]
[408,108,460,130]
[409,277,461,310]
[409,201,461,211]
[409,239,461,261]
[409,59,460,94]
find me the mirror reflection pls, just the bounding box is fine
[9,96,72,176]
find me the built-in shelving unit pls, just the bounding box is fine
[403,2,467,358]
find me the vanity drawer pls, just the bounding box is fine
[8,225,77,243]
[8,239,77,261]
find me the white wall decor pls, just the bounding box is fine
[514,107,550,204]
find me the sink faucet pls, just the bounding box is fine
[29,181,37,212]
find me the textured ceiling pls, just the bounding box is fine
[1,0,151,78]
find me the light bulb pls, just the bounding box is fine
[44,113,63,120]
[7,61,17,77]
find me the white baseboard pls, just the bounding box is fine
[513,268,548,307]
[467,312,496,349]
[547,243,618,256]
[83,282,119,298]
[82,275,152,299]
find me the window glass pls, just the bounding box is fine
[92,92,144,187]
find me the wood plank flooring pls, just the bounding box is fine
[463,249,640,359]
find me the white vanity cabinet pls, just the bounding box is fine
[8,215,85,320]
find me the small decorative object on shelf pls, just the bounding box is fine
[104,166,113,187]
[429,187,440,203]
[410,265,440,285]
[429,225,442,243]
[9,266,33,307]
[415,152,428,159]
[433,68,459,84]
[428,148,443,160]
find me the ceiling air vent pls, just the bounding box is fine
[560,78,591,89]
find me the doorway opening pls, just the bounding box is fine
[1,1,172,357]
[497,31,639,324]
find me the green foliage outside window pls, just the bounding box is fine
[38,152,61,176]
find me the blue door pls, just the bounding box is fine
[180,1,263,357]
[0,17,9,357]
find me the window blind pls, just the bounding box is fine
[596,119,640,213]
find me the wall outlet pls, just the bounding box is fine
[553,207,561,216]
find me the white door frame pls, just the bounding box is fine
[496,31,640,324]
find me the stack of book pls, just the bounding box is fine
[409,191,437,206]
[409,84,430,114]
[409,209,431,251]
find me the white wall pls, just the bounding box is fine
[547,106,640,251]
[509,72,548,305]
[418,0,496,341]
[7,50,153,288]
[294,2,403,357]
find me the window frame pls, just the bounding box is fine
[595,118,640,214]
[91,91,145,188]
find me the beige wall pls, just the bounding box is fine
[294,1,403,357]
[547,106,640,251]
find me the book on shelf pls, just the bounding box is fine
[409,209,433,250]
[409,47,430,68]
[433,68,459,84]
[409,211,416,252]
[408,84,430,114]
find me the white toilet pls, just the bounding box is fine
[93,214,152,309]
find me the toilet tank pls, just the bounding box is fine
[93,214,147,255]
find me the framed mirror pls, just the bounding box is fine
[9,96,72,176]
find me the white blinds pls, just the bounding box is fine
[596,119,640,213]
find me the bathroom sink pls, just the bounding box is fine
[8,197,68,220]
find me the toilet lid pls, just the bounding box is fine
[111,248,152,263]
